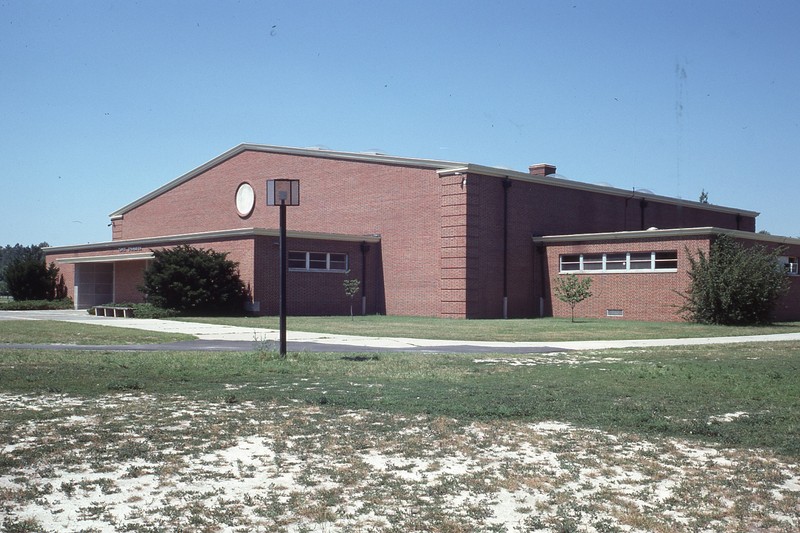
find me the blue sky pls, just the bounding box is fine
[2,0,798,246]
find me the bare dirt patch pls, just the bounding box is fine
[1,392,798,532]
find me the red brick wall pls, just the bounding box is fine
[773,239,800,321]
[117,151,443,316]
[102,149,760,319]
[733,238,800,322]
[46,238,256,309]
[114,261,148,303]
[47,236,384,316]
[252,236,383,316]
[775,276,800,322]
[460,172,755,319]
[542,236,711,322]
[440,174,469,318]
[51,259,75,306]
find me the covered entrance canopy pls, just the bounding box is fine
[54,252,153,309]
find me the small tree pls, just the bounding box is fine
[140,245,247,314]
[343,278,360,320]
[680,234,790,325]
[553,274,593,322]
[4,256,63,301]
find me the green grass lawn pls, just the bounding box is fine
[0,320,195,345]
[2,341,798,457]
[176,314,800,341]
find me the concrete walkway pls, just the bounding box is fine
[3,309,800,354]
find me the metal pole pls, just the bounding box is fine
[279,201,287,357]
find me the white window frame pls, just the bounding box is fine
[558,251,678,273]
[288,251,349,272]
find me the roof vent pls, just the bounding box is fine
[529,163,556,177]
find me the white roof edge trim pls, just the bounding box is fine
[56,252,155,264]
[109,143,466,217]
[439,165,759,218]
[532,227,800,246]
[44,228,381,254]
[236,143,465,168]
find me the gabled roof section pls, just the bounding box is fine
[110,143,758,220]
[110,144,467,217]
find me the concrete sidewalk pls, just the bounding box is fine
[3,309,800,353]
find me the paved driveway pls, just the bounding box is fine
[3,309,800,354]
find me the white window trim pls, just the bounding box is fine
[778,256,799,276]
[559,251,678,274]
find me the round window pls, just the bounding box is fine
[235,182,255,217]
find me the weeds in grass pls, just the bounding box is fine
[253,332,282,361]
[2,516,43,533]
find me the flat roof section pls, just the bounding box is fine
[45,227,382,255]
[532,227,800,245]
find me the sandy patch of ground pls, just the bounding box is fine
[1,392,798,532]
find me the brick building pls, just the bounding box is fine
[45,144,800,321]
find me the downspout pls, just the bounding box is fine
[502,177,512,319]
[360,241,369,316]
[624,190,632,230]
[538,242,547,317]
[639,198,648,230]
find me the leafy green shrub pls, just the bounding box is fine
[680,234,790,325]
[140,245,248,314]
[129,303,180,319]
[0,298,73,311]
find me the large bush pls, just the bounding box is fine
[4,256,66,301]
[680,234,790,325]
[0,243,49,294]
[140,245,248,314]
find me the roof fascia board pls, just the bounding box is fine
[238,143,465,169]
[44,228,381,254]
[532,227,800,246]
[439,165,759,218]
[110,144,465,217]
[55,252,155,264]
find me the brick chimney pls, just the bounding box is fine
[529,163,556,176]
